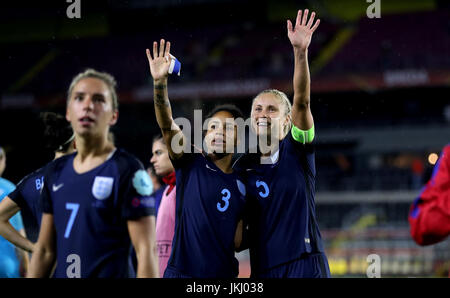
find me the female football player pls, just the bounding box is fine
[27,69,158,278]
[146,41,246,278]
[235,9,331,278]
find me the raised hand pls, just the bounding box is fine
[287,9,320,51]
[146,39,171,81]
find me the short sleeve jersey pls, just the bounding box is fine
[40,149,155,278]
[166,148,246,278]
[8,166,47,242]
[234,133,325,273]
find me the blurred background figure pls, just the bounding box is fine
[147,166,164,208]
[0,112,75,261]
[150,135,175,277]
[0,147,14,195]
[147,161,166,216]
[132,136,175,277]
[409,144,450,277]
[0,147,27,277]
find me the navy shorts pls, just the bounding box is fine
[253,253,331,278]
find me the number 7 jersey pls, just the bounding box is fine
[40,149,155,278]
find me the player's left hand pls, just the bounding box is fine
[287,9,320,51]
[146,39,171,81]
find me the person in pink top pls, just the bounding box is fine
[150,135,176,277]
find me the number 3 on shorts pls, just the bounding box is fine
[217,188,231,212]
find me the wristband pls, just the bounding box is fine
[291,125,315,144]
[168,54,181,76]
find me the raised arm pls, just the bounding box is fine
[146,39,185,160]
[0,197,34,252]
[287,9,320,132]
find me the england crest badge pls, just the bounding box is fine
[92,176,114,200]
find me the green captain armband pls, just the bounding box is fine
[291,125,315,144]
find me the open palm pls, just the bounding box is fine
[146,39,171,81]
[287,9,320,51]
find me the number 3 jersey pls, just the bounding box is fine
[166,149,246,278]
[40,149,155,278]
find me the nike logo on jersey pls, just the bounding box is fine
[52,183,64,192]
[205,164,217,172]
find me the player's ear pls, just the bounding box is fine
[284,114,292,134]
[66,105,71,122]
[285,113,292,126]
[109,110,119,126]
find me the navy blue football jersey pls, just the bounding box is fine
[234,133,325,274]
[165,148,246,278]
[40,149,155,278]
[8,166,46,243]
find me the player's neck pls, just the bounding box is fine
[209,153,233,174]
[259,142,280,158]
[74,134,115,162]
[257,134,281,158]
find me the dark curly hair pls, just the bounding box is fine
[205,104,244,121]
[40,112,74,153]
